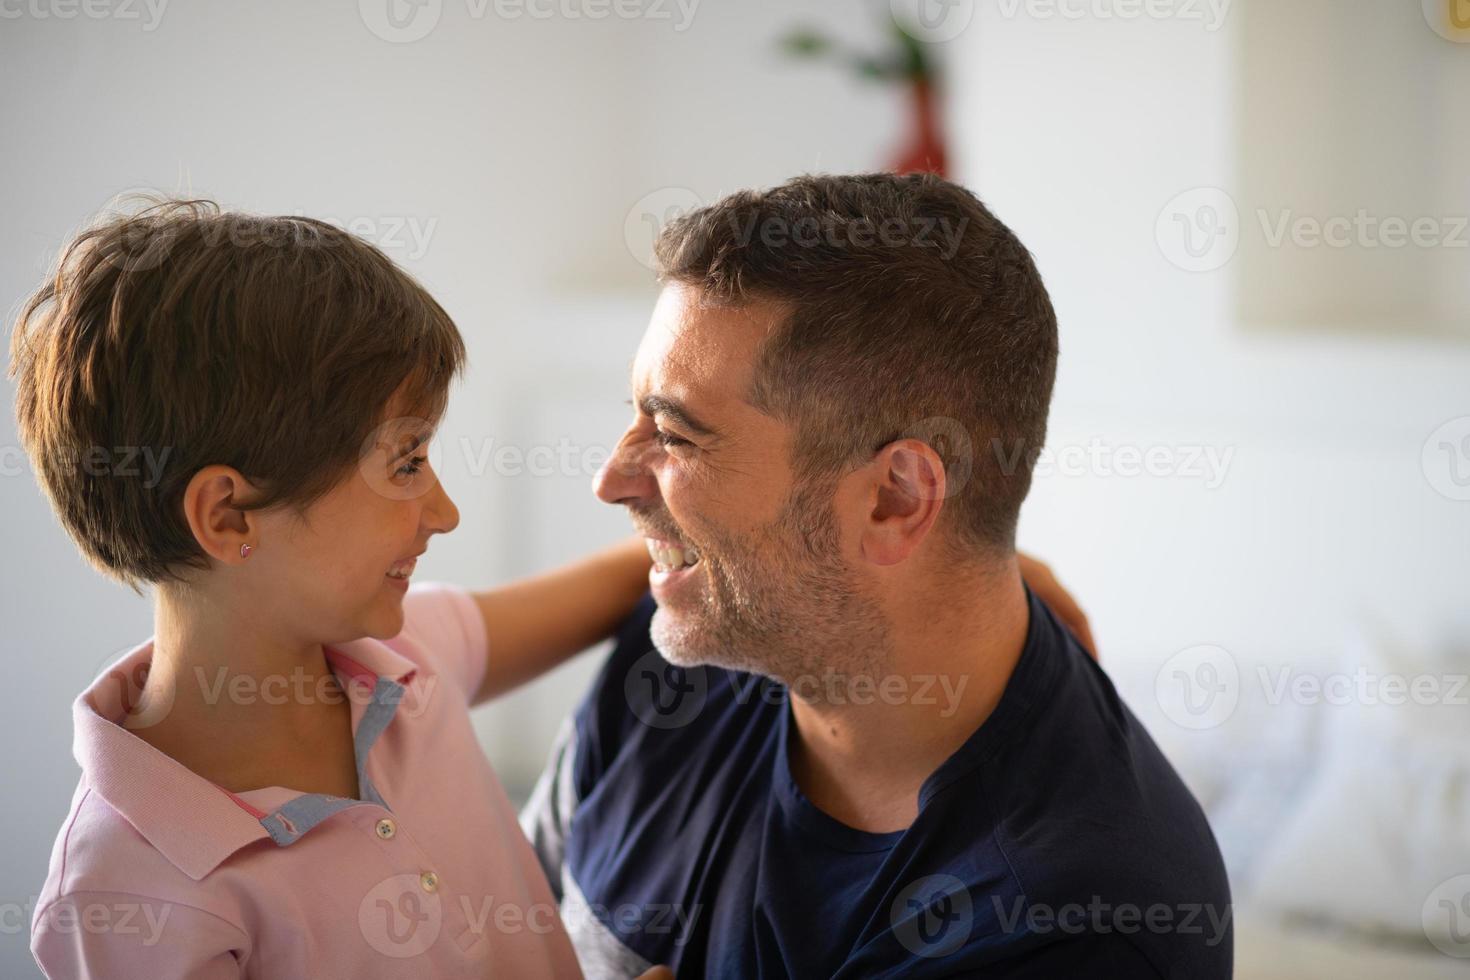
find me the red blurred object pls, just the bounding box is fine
[780,20,949,179]
[892,77,947,177]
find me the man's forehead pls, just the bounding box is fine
[632,284,783,403]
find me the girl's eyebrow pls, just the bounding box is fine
[391,430,433,458]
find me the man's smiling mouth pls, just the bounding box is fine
[644,537,701,573]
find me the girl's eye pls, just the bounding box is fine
[653,430,693,450]
[395,455,428,478]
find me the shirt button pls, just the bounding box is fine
[420,871,439,894]
[375,818,396,840]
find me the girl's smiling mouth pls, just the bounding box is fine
[386,552,422,582]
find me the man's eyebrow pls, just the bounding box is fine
[638,394,717,437]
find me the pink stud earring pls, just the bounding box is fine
[240,543,253,559]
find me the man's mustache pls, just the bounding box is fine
[627,506,687,544]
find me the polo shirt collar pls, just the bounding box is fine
[322,636,418,691]
[74,635,416,881]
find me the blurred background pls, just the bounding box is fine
[2,1,1467,976]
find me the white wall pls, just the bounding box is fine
[952,0,1470,663]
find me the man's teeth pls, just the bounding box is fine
[387,557,417,579]
[645,538,700,572]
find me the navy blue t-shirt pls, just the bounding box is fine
[522,588,1233,978]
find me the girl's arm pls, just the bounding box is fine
[469,536,651,706]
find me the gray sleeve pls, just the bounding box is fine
[519,718,657,979]
[519,714,582,904]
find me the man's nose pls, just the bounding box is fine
[594,436,658,507]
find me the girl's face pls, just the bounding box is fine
[248,412,460,646]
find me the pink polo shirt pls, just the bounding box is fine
[32,582,583,979]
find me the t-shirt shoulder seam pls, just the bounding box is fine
[974,767,1030,902]
[1111,930,1169,978]
[54,786,90,897]
[34,887,250,943]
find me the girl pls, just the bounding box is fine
[12,199,656,978]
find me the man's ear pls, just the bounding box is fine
[857,438,947,567]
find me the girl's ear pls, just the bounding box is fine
[856,438,947,567]
[182,465,258,565]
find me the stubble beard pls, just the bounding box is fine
[649,479,891,691]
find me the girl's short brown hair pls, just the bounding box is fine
[8,198,466,593]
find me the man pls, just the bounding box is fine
[523,173,1231,978]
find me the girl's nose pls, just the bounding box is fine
[425,478,460,534]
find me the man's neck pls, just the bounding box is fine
[786,558,1030,834]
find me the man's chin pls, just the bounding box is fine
[649,606,709,667]
[648,607,736,668]
[650,606,773,676]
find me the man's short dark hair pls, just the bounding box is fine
[654,172,1058,556]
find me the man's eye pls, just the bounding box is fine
[395,455,427,477]
[653,430,693,450]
